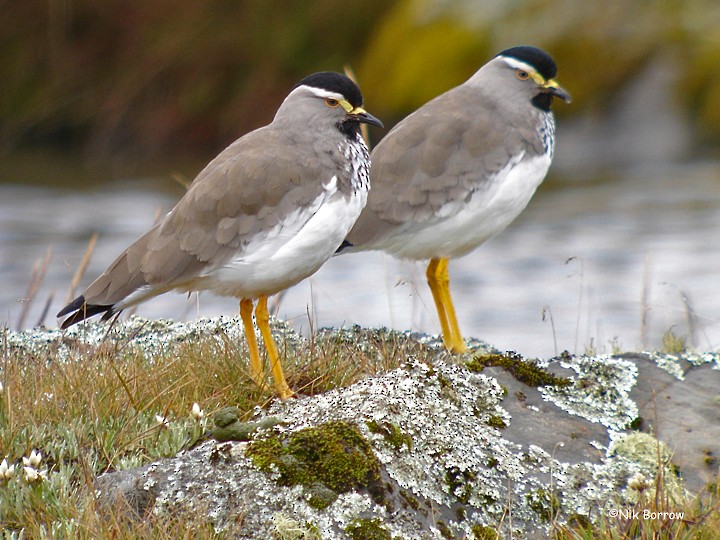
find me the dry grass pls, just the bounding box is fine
[0,320,421,537]
[2,257,717,538]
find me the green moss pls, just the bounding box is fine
[246,420,382,509]
[471,524,498,540]
[486,415,507,430]
[366,420,412,451]
[445,467,476,504]
[437,520,453,538]
[399,489,421,511]
[345,518,391,540]
[304,482,339,510]
[526,488,561,522]
[479,493,497,506]
[466,353,571,388]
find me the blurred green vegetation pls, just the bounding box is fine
[1,0,392,160]
[3,0,720,168]
[358,0,720,135]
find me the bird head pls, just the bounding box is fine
[489,46,571,112]
[280,72,383,138]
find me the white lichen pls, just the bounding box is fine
[543,354,638,430]
[643,350,720,379]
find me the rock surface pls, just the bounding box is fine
[77,320,720,539]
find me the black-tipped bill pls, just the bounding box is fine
[352,107,383,128]
[545,81,572,103]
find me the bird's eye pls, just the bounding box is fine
[324,98,340,108]
[516,69,530,81]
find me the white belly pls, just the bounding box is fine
[206,181,367,299]
[374,153,551,260]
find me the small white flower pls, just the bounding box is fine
[155,414,169,427]
[22,450,42,468]
[191,402,204,421]
[23,466,38,482]
[0,458,15,480]
[23,466,46,483]
[628,472,648,492]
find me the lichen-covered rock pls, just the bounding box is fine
[86,322,719,539]
[10,317,718,537]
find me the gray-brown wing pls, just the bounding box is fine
[347,86,535,247]
[142,128,329,282]
[81,126,330,306]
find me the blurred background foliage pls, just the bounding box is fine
[3,0,720,174]
[1,0,392,163]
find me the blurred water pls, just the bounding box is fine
[2,161,719,359]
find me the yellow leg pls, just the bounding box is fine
[255,296,294,399]
[426,257,466,353]
[426,258,453,347]
[240,299,265,389]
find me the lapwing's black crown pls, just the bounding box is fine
[497,46,557,81]
[295,72,364,108]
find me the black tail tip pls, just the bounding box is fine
[57,296,114,329]
[57,295,86,318]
